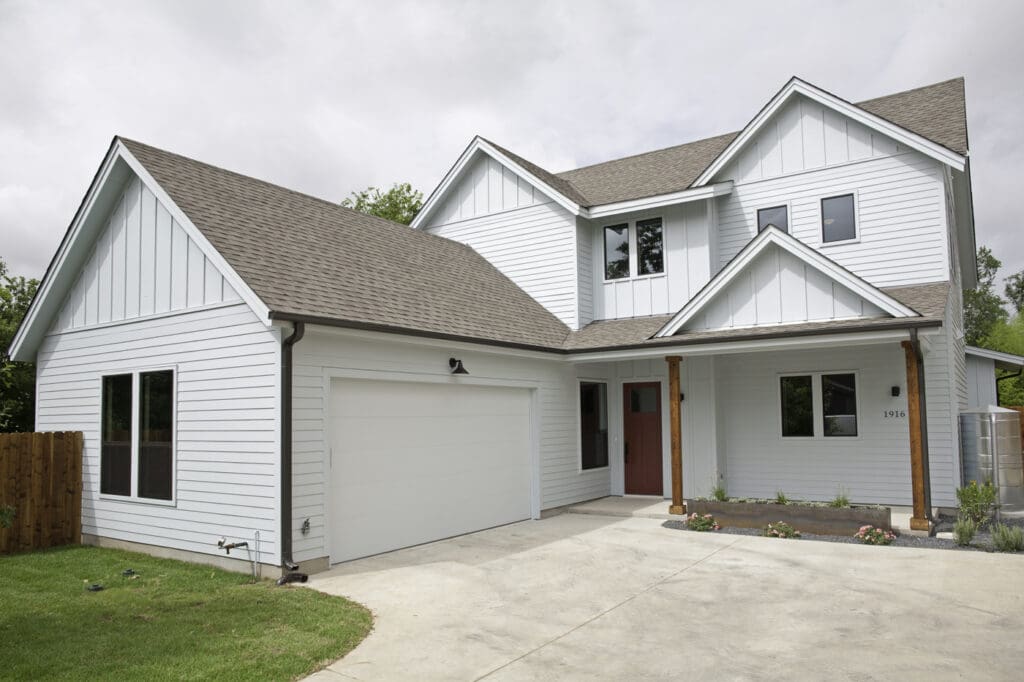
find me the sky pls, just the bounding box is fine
[1,0,1022,288]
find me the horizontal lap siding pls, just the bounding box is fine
[35,303,280,564]
[291,329,609,562]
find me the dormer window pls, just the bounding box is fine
[603,218,664,280]
[757,205,789,233]
[604,224,629,280]
[637,218,664,275]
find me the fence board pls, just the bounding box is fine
[0,432,83,554]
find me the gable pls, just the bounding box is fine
[714,94,909,185]
[50,173,241,333]
[681,243,886,332]
[426,152,549,227]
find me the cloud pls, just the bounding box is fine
[1,0,1022,288]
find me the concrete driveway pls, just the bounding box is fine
[307,513,1024,681]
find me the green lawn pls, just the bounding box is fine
[0,545,372,681]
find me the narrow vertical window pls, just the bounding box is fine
[580,382,608,470]
[604,225,629,280]
[636,218,664,275]
[822,373,857,437]
[101,374,133,496]
[138,370,174,500]
[821,194,856,243]
[780,375,813,437]
[757,205,789,233]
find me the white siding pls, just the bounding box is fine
[430,155,543,226]
[52,175,241,334]
[715,151,949,288]
[684,244,886,331]
[291,328,610,563]
[966,356,998,408]
[36,303,281,564]
[425,201,580,328]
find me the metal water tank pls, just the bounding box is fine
[959,405,1024,506]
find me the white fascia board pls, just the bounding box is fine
[583,181,732,220]
[568,329,913,363]
[411,136,582,229]
[117,142,272,325]
[693,78,966,187]
[965,345,1024,368]
[654,227,918,338]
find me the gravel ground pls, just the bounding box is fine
[663,514,1024,553]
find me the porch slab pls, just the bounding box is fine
[566,495,674,520]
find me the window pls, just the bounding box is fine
[822,373,858,437]
[780,375,813,437]
[636,218,664,275]
[604,225,629,280]
[101,369,175,500]
[821,194,856,243]
[580,382,608,470]
[757,205,789,233]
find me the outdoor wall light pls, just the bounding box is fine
[891,386,901,397]
[449,358,469,375]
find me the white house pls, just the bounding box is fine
[9,76,977,573]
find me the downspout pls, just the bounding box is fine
[279,321,305,579]
[909,329,934,522]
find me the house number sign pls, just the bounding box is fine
[883,409,906,418]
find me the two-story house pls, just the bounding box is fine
[9,76,975,573]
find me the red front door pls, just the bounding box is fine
[623,382,663,495]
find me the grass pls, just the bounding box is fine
[0,545,372,681]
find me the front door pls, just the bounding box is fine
[623,382,663,495]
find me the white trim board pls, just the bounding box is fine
[965,345,1024,369]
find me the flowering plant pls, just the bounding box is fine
[763,521,800,538]
[854,525,896,545]
[685,512,720,532]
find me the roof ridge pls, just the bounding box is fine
[555,131,738,177]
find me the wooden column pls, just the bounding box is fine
[901,339,931,531]
[666,355,686,515]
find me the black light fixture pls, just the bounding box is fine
[891,386,901,397]
[449,357,469,375]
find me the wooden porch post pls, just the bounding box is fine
[666,355,686,515]
[901,339,931,531]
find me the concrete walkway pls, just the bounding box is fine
[306,513,1024,681]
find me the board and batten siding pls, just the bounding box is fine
[965,355,998,408]
[51,176,241,333]
[429,154,546,225]
[35,303,281,564]
[290,328,610,564]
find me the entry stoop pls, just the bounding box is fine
[565,496,674,520]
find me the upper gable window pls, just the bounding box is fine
[636,218,664,275]
[757,205,789,233]
[604,225,630,280]
[821,194,857,243]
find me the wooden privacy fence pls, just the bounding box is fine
[0,432,83,554]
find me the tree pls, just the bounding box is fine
[963,246,1007,346]
[0,257,39,432]
[1005,271,1024,316]
[981,316,1024,406]
[340,183,424,225]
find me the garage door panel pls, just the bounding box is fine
[329,379,532,563]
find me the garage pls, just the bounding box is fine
[328,378,534,563]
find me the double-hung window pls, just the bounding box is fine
[603,217,664,280]
[779,372,858,438]
[101,369,175,501]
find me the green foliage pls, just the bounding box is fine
[685,512,720,532]
[1,257,39,433]
[979,314,1024,405]
[341,182,424,225]
[1006,271,1024,316]
[0,504,14,529]
[774,491,789,505]
[763,521,800,538]
[829,489,850,508]
[956,480,998,526]
[953,517,977,546]
[854,525,896,545]
[990,523,1024,552]
[711,484,727,502]
[964,246,1007,345]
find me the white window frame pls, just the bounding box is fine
[601,216,667,283]
[777,370,860,440]
[754,202,792,234]
[98,365,178,506]
[577,378,610,473]
[818,190,860,247]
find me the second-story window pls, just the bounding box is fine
[757,205,789,233]
[821,194,857,243]
[604,224,629,280]
[637,218,664,275]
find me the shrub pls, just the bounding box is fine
[953,517,977,546]
[991,523,1024,552]
[0,505,14,529]
[686,512,720,532]
[711,484,728,502]
[854,525,896,545]
[775,491,789,505]
[830,490,850,508]
[956,480,997,526]
[763,521,800,538]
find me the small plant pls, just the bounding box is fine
[763,521,800,538]
[685,512,721,532]
[854,525,896,545]
[953,517,977,546]
[956,480,997,526]
[829,489,850,508]
[774,491,789,505]
[991,523,1024,552]
[0,505,14,529]
[711,484,728,502]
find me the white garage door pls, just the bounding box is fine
[329,378,533,563]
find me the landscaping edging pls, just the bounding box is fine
[687,499,892,535]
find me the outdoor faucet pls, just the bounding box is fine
[216,537,248,555]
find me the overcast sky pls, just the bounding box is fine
[2,0,1022,287]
